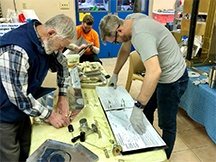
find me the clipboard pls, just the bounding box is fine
[64,36,92,57]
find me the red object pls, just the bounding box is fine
[152,12,177,24]
[18,13,26,23]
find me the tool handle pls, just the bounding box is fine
[68,124,74,132]
[71,135,81,143]
[80,132,85,142]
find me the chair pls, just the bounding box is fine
[125,50,145,92]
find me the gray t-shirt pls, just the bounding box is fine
[126,13,186,83]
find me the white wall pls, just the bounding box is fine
[153,0,185,11]
[1,0,183,21]
[152,0,177,11]
[1,0,76,23]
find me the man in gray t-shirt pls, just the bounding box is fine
[99,13,188,159]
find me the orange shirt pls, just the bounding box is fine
[76,25,100,55]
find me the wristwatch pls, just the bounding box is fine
[134,101,146,109]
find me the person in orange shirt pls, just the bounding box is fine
[69,15,102,64]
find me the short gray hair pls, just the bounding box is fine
[44,14,77,43]
[99,15,123,45]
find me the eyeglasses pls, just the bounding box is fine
[113,24,120,44]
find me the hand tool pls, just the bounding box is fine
[85,141,110,158]
[80,132,85,142]
[79,70,107,87]
[191,67,209,78]
[109,139,122,156]
[79,118,90,132]
[68,124,74,138]
[71,124,98,143]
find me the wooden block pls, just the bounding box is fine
[209,25,216,55]
[180,19,206,36]
[171,31,182,44]
[199,0,210,13]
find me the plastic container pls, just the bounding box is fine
[66,54,79,67]
[152,11,175,24]
[18,13,26,23]
[64,49,80,67]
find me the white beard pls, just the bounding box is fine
[43,38,54,55]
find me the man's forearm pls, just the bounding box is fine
[67,43,77,51]
[91,46,100,54]
[137,56,161,105]
[137,71,160,105]
[113,42,131,74]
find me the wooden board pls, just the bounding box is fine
[183,0,210,13]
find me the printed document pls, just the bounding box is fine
[96,86,167,154]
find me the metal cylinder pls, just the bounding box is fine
[209,66,216,89]
[79,118,89,132]
[80,132,85,142]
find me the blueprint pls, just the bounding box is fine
[106,109,166,153]
[96,86,167,154]
[96,86,134,111]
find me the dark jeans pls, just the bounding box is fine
[80,53,102,65]
[0,116,32,162]
[144,68,188,159]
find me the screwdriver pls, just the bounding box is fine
[68,124,74,138]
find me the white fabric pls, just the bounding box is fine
[130,106,146,135]
[66,43,77,51]
[91,46,100,54]
[108,73,118,89]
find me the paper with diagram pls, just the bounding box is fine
[96,86,167,154]
[106,109,167,154]
[95,86,134,111]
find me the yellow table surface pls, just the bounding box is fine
[30,63,167,162]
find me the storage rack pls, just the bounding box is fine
[173,0,216,68]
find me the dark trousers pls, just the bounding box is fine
[80,53,102,65]
[0,116,32,162]
[144,69,189,159]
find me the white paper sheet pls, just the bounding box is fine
[106,109,166,152]
[96,86,167,153]
[96,86,134,111]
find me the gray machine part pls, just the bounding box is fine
[79,70,107,87]
[191,67,209,78]
[68,66,85,120]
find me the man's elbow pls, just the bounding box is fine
[156,68,162,79]
[92,46,100,54]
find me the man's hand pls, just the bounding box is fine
[78,44,87,51]
[56,96,70,117]
[89,42,94,49]
[47,112,70,128]
[130,107,146,135]
[108,73,118,89]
